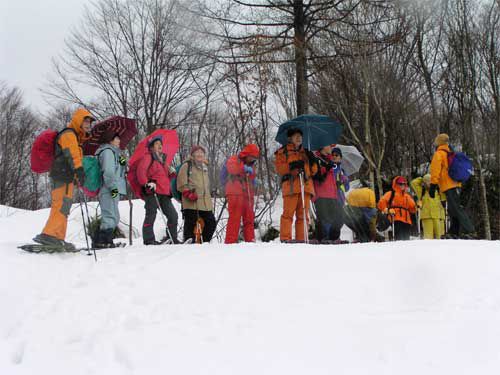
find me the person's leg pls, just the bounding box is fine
[330,199,344,241]
[225,195,244,244]
[42,181,74,241]
[242,195,255,242]
[182,209,197,243]
[200,210,216,242]
[295,193,311,241]
[159,195,179,243]
[395,222,411,241]
[421,219,434,239]
[142,194,157,244]
[445,188,474,236]
[280,195,299,241]
[314,198,332,241]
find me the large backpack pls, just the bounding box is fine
[127,154,154,200]
[81,148,117,197]
[30,128,77,173]
[170,161,192,203]
[444,150,473,182]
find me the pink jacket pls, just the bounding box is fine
[136,151,173,196]
[312,154,338,201]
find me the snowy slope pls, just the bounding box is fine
[1,203,499,374]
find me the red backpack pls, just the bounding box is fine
[127,151,154,200]
[30,128,76,173]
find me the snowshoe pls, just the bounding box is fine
[33,233,76,252]
[19,244,81,253]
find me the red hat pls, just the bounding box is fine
[239,143,260,159]
[190,145,206,155]
[395,176,407,185]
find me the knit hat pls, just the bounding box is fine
[239,143,260,159]
[190,145,206,155]
[423,174,431,184]
[100,129,119,144]
[332,147,343,157]
[434,133,449,146]
[148,135,163,148]
[287,128,303,138]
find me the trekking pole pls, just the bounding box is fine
[153,193,174,243]
[299,172,309,244]
[417,208,421,239]
[391,213,396,241]
[125,173,133,246]
[79,189,97,261]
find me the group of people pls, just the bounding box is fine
[32,109,475,252]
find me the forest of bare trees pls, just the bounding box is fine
[0,0,498,239]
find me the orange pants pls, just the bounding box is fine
[280,193,311,241]
[42,181,74,240]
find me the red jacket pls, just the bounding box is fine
[136,151,173,196]
[312,153,338,201]
[225,144,259,197]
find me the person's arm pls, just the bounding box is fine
[274,149,290,176]
[226,156,244,176]
[430,151,443,186]
[136,154,152,186]
[58,130,83,171]
[410,177,423,200]
[100,149,118,189]
[407,194,417,214]
[377,192,389,212]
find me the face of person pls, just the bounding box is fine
[152,140,163,153]
[332,152,342,163]
[290,133,302,147]
[320,145,332,155]
[244,156,257,165]
[193,149,205,163]
[81,117,93,133]
[110,136,120,148]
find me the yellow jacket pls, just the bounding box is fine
[430,144,460,193]
[410,177,445,220]
[346,187,376,208]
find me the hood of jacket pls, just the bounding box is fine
[68,108,94,143]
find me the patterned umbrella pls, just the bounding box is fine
[83,116,138,155]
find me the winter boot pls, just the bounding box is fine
[33,233,75,251]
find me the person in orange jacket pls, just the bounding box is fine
[429,133,474,239]
[224,144,260,244]
[377,176,416,241]
[274,128,318,242]
[33,108,95,251]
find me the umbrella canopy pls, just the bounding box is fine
[129,129,179,169]
[83,116,138,155]
[275,114,343,150]
[333,144,364,176]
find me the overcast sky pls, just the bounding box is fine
[0,0,88,111]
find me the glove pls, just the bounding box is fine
[118,155,127,166]
[75,167,85,186]
[111,188,119,198]
[320,166,327,175]
[183,189,198,201]
[383,208,396,215]
[289,160,305,172]
[429,183,438,199]
[144,182,156,194]
[169,165,176,174]
[244,165,253,175]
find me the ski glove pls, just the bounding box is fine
[75,167,85,186]
[429,183,438,199]
[244,165,253,175]
[183,189,198,202]
[118,155,127,166]
[289,160,305,171]
[111,188,119,199]
[144,182,156,195]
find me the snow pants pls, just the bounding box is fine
[225,194,255,244]
[394,221,411,241]
[445,188,474,236]
[42,180,74,240]
[99,187,120,231]
[280,193,311,241]
[422,218,444,239]
[143,194,178,243]
[314,198,344,241]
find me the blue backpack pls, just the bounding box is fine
[445,150,473,182]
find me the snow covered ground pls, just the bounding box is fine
[1,202,499,374]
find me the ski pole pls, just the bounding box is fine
[417,208,421,239]
[391,213,396,241]
[154,193,174,243]
[79,189,96,261]
[299,172,308,244]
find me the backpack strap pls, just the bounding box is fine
[54,128,78,156]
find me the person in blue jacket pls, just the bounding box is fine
[93,130,127,248]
